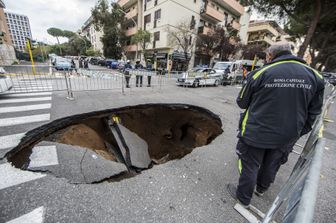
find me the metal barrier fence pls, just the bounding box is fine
[1,65,170,99]
[259,84,336,223]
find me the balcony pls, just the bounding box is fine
[248,24,279,38]
[125,27,137,36]
[213,0,244,16]
[201,4,225,22]
[198,26,214,35]
[231,20,241,30]
[125,7,138,20]
[124,44,137,52]
[117,0,137,9]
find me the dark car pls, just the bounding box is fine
[89,57,100,65]
[106,59,119,69]
[322,72,336,85]
[98,58,106,66]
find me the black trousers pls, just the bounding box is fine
[136,75,143,87]
[125,76,130,87]
[236,139,293,205]
[147,76,152,86]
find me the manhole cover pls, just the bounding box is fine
[5,104,223,183]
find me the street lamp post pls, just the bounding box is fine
[117,8,138,61]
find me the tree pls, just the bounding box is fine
[131,29,151,61]
[282,0,336,70]
[241,0,323,58]
[167,20,197,69]
[47,27,64,54]
[91,0,126,59]
[85,47,102,57]
[62,30,76,39]
[241,44,265,60]
[47,27,63,45]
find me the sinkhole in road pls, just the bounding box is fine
[6,104,223,183]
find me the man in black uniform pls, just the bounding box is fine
[123,60,132,88]
[135,59,144,87]
[227,43,325,207]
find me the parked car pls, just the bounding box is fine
[117,61,125,70]
[0,67,13,93]
[323,72,336,86]
[106,59,119,69]
[98,58,107,66]
[54,58,73,71]
[176,68,221,87]
[213,60,263,85]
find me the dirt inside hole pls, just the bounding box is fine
[47,106,223,164]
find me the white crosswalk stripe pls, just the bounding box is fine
[0,114,50,127]
[29,146,59,168]
[0,83,54,222]
[0,132,26,150]
[0,163,46,190]
[0,97,52,104]
[0,104,51,114]
[6,92,52,97]
[7,206,45,223]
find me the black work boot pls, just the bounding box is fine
[227,184,250,208]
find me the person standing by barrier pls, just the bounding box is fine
[135,59,144,87]
[227,42,325,208]
[146,59,153,87]
[123,60,132,88]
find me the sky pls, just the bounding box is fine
[4,0,266,45]
[4,0,99,44]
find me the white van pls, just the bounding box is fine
[213,60,264,84]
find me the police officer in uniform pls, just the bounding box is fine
[227,42,325,208]
[123,60,132,88]
[135,59,144,87]
[146,59,153,87]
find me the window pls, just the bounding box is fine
[154,0,158,6]
[189,36,192,45]
[154,9,161,20]
[224,12,228,25]
[190,15,195,29]
[194,0,196,3]
[154,31,160,41]
[144,14,151,24]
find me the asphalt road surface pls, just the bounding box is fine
[0,80,335,222]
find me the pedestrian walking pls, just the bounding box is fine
[123,60,132,88]
[227,42,325,208]
[146,59,153,87]
[135,59,144,87]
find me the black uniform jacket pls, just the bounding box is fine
[237,52,325,149]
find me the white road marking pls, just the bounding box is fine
[0,163,45,190]
[0,104,51,114]
[29,146,58,168]
[0,114,50,127]
[0,132,26,150]
[13,87,52,90]
[5,92,52,97]
[7,206,45,223]
[0,97,51,104]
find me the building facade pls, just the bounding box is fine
[4,11,32,51]
[79,16,104,54]
[118,0,246,70]
[0,1,16,65]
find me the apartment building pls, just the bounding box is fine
[0,1,16,65]
[4,11,32,51]
[79,16,104,54]
[118,0,245,70]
